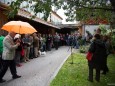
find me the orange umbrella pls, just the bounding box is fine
[2,21,37,34]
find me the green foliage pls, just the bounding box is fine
[111,32,115,47]
[78,39,84,46]
[50,53,115,86]
[7,0,114,22]
[33,0,52,20]
[98,24,115,51]
[7,0,21,18]
[7,0,53,20]
[79,45,89,53]
[99,24,107,35]
[111,14,115,29]
[54,0,113,22]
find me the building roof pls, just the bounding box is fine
[0,2,60,29]
[51,10,63,20]
[59,24,80,29]
[84,18,109,25]
[18,9,60,29]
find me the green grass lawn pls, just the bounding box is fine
[50,53,115,86]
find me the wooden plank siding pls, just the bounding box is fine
[0,10,8,35]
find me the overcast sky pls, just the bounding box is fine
[56,9,78,24]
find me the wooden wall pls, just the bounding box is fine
[78,26,83,35]
[0,10,8,35]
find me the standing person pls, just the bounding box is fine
[14,34,22,67]
[22,34,31,62]
[54,33,60,50]
[87,34,107,82]
[0,34,5,69]
[29,34,34,59]
[86,31,92,44]
[96,28,101,35]
[42,34,46,52]
[0,32,21,83]
[65,33,69,46]
[46,34,52,51]
[102,35,110,74]
[33,33,39,58]
[39,34,43,51]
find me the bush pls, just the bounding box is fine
[79,45,89,53]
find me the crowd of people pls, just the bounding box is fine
[0,31,86,83]
[87,28,111,82]
[0,28,111,83]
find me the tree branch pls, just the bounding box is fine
[78,5,114,11]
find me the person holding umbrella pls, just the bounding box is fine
[0,31,21,83]
[0,20,37,83]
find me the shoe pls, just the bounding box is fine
[34,56,37,58]
[30,57,33,59]
[26,59,30,62]
[16,64,22,67]
[0,79,6,83]
[24,60,27,63]
[101,72,106,75]
[12,75,21,79]
[95,79,100,82]
[87,79,93,82]
[95,78,100,82]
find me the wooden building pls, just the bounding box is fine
[0,1,61,35]
[0,2,8,35]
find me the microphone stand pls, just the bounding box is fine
[68,42,74,64]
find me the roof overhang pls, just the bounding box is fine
[59,24,81,29]
[51,10,63,20]
[18,9,60,29]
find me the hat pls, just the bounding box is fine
[14,34,21,39]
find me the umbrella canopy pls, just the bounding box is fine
[2,21,37,34]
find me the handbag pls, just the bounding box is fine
[21,48,24,57]
[86,52,93,61]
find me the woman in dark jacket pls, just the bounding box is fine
[14,36,23,67]
[102,35,110,74]
[88,34,107,82]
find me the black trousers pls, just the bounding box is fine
[0,60,17,80]
[0,53,3,69]
[88,66,100,81]
[102,57,109,74]
[54,42,59,50]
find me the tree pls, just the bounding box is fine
[6,0,115,52]
[7,0,54,21]
[54,0,115,22]
[7,0,115,23]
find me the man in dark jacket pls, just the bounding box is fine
[88,34,107,82]
[54,33,60,50]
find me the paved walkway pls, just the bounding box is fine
[0,46,73,86]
